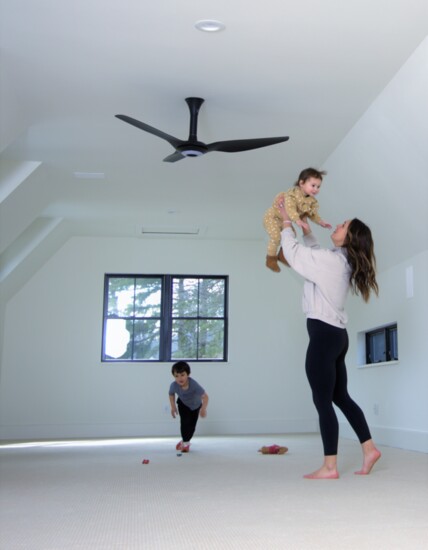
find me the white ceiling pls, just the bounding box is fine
[1,0,428,249]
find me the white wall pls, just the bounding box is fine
[0,236,318,440]
[1,37,427,452]
[323,37,428,452]
[342,251,428,452]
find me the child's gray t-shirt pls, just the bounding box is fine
[169,378,205,410]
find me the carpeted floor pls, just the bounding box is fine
[1,434,427,549]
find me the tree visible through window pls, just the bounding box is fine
[102,275,228,362]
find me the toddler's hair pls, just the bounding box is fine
[294,167,327,186]
[171,361,191,375]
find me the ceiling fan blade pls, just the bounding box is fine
[163,151,186,163]
[206,136,289,153]
[115,115,184,148]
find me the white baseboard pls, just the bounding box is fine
[0,418,318,442]
[2,421,425,453]
[339,422,428,453]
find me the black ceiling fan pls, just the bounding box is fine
[115,97,289,162]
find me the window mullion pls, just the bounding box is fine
[160,275,171,361]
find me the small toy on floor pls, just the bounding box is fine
[258,444,288,455]
[142,459,150,464]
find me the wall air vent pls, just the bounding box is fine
[73,172,105,179]
[140,226,200,235]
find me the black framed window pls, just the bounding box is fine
[365,324,398,364]
[102,275,228,362]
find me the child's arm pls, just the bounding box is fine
[309,208,332,230]
[199,393,209,418]
[317,219,332,229]
[310,214,332,229]
[277,191,306,226]
[283,192,301,223]
[169,394,177,418]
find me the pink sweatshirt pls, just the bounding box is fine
[281,227,351,328]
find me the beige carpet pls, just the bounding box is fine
[1,434,427,549]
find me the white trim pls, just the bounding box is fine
[339,422,428,453]
[357,360,399,369]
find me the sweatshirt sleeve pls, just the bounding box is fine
[280,228,345,284]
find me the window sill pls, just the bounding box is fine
[357,360,399,369]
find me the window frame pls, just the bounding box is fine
[365,323,398,365]
[101,274,228,363]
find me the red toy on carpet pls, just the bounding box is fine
[258,444,288,455]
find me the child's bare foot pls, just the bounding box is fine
[355,448,381,475]
[303,466,339,479]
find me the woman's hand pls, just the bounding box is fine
[275,197,292,224]
[296,219,309,230]
[299,216,312,236]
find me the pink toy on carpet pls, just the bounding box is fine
[258,444,288,455]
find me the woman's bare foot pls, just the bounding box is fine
[304,465,339,479]
[355,447,381,475]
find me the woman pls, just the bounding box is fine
[279,201,381,479]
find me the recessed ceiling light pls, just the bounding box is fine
[195,20,225,33]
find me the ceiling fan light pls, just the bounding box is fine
[194,20,225,32]
[180,149,204,157]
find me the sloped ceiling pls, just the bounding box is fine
[1,0,428,285]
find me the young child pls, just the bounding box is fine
[263,167,332,272]
[169,361,209,452]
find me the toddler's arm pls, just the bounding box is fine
[169,394,177,418]
[199,393,209,418]
[317,219,332,229]
[309,210,332,229]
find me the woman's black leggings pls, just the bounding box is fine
[177,399,201,442]
[306,318,372,455]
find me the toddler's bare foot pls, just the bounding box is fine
[355,448,381,475]
[303,466,339,480]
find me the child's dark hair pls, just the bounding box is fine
[171,361,191,375]
[294,167,327,187]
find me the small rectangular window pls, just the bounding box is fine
[102,275,228,362]
[365,324,398,364]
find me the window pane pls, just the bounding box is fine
[133,319,160,360]
[134,278,162,317]
[172,278,199,317]
[171,319,198,359]
[369,331,386,363]
[171,319,225,360]
[172,278,225,318]
[108,278,136,317]
[389,327,398,360]
[198,319,224,359]
[104,319,132,359]
[199,279,225,317]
